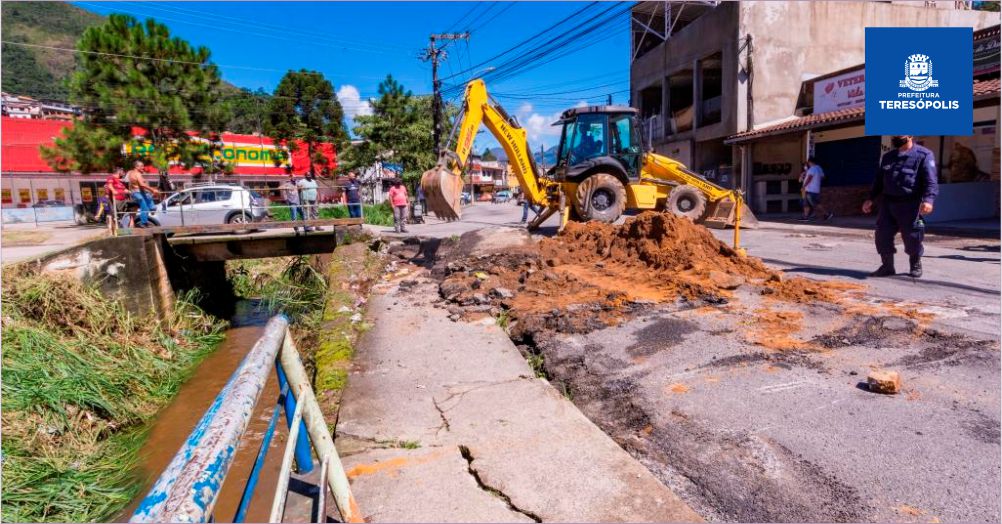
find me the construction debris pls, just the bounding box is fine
[867,370,903,394]
[434,211,859,338]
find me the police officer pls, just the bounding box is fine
[862,135,939,278]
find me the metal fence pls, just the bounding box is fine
[129,315,360,523]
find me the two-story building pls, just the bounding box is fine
[630,1,996,218]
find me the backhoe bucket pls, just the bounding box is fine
[702,197,759,230]
[420,165,464,221]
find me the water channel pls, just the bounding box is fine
[118,300,291,522]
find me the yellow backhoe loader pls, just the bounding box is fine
[421,79,757,233]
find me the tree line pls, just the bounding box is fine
[43,13,442,186]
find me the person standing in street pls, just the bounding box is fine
[798,157,833,221]
[126,160,158,228]
[297,173,319,231]
[416,184,427,216]
[388,178,409,233]
[281,175,305,232]
[862,135,939,278]
[345,171,362,219]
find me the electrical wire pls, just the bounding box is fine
[76,1,403,56]
[441,2,599,82]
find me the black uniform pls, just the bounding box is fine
[870,145,939,257]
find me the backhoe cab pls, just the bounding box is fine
[550,106,645,222]
[420,78,756,232]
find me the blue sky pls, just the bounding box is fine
[74,1,631,151]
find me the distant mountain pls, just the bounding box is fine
[1,2,105,99]
[533,145,559,167]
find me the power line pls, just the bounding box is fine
[441,2,599,82]
[2,41,285,73]
[76,1,403,57]
[114,1,413,52]
[468,3,516,33]
[440,3,628,96]
[446,2,487,33]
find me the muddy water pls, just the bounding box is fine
[118,301,291,523]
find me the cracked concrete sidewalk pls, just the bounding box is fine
[335,274,702,523]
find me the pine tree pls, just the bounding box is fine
[481,147,497,161]
[41,14,230,182]
[266,69,348,177]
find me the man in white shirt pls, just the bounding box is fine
[799,157,834,221]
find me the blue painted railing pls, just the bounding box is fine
[129,315,360,523]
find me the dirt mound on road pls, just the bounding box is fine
[436,212,858,338]
[542,213,773,300]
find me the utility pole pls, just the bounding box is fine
[422,32,469,155]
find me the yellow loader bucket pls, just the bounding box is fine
[420,165,464,220]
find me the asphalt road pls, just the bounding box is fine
[405,203,1001,522]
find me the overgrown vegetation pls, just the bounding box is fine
[227,242,384,417]
[0,267,225,522]
[268,202,395,227]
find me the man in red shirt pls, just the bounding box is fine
[104,168,130,225]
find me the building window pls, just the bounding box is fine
[700,52,723,126]
[668,70,694,134]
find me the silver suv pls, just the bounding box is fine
[155,183,268,227]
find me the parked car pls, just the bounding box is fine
[155,184,268,227]
[493,190,513,204]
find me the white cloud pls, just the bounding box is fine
[574,100,588,108]
[515,103,564,146]
[337,85,373,120]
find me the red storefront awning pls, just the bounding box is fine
[1,117,337,176]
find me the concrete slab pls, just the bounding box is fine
[336,277,701,523]
[342,447,532,523]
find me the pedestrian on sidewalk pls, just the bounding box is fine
[345,171,363,219]
[798,157,833,221]
[281,175,305,232]
[126,160,158,228]
[862,135,939,278]
[388,178,409,233]
[298,173,319,231]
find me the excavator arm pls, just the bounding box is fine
[422,79,553,220]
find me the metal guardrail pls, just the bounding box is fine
[130,315,360,523]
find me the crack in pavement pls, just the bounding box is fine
[458,445,543,522]
[432,397,451,434]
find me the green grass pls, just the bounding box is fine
[227,243,384,418]
[1,269,225,522]
[268,202,395,227]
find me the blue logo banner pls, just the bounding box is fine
[865,27,973,136]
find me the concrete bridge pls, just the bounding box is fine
[127,218,363,262]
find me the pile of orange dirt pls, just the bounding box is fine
[540,212,853,303]
[437,211,862,336]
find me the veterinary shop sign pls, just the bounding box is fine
[813,69,865,114]
[865,27,972,136]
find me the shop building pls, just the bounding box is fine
[1,116,336,223]
[630,1,996,191]
[724,25,1000,222]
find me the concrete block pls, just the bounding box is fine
[867,370,902,394]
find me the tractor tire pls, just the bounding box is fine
[666,185,708,222]
[573,173,627,223]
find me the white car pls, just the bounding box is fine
[155,183,269,227]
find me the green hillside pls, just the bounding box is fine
[1,1,105,99]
